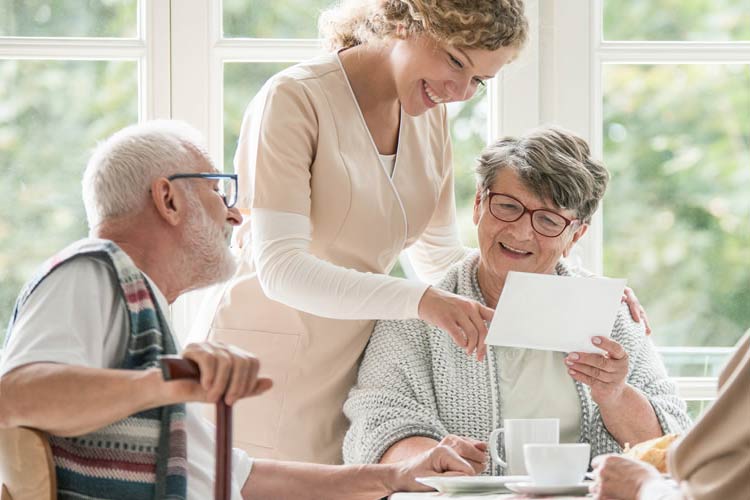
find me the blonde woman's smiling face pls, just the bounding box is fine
[389,35,517,116]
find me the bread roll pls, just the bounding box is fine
[622,434,679,473]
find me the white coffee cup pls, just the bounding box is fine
[524,443,591,486]
[489,418,559,475]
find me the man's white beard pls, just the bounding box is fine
[180,194,237,291]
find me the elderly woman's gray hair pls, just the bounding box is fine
[475,126,610,224]
[82,120,211,229]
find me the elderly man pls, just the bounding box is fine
[343,126,692,474]
[0,121,478,500]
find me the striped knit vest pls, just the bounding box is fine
[4,239,188,499]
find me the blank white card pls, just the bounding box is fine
[486,271,626,353]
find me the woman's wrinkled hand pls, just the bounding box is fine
[565,336,629,407]
[589,454,662,500]
[389,437,483,493]
[621,287,651,335]
[418,286,494,361]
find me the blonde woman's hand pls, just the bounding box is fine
[622,286,652,335]
[418,286,494,361]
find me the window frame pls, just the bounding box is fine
[0,0,172,121]
[555,0,750,400]
[2,0,744,404]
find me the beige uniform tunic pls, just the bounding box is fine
[667,331,750,500]
[207,53,456,464]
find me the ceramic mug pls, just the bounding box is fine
[489,418,559,475]
[524,443,591,486]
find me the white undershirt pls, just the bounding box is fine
[379,153,396,177]
[0,257,252,500]
[251,204,470,320]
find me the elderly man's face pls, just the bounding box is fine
[473,168,588,284]
[180,161,242,287]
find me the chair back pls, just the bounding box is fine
[0,427,56,500]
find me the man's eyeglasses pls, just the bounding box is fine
[486,191,579,238]
[168,173,238,209]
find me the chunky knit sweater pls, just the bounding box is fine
[343,252,691,474]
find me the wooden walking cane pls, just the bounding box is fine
[159,356,232,500]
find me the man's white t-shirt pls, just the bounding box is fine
[0,256,253,500]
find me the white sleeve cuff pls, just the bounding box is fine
[232,447,253,495]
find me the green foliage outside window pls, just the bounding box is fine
[1,1,747,370]
[223,0,331,38]
[603,0,750,41]
[0,60,138,340]
[603,64,749,353]
[0,0,136,37]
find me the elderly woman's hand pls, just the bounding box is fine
[589,454,662,500]
[622,287,651,335]
[565,336,629,407]
[418,287,495,362]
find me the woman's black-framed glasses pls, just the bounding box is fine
[486,191,578,238]
[168,173,238,209]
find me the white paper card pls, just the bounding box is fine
[486,271,626,353]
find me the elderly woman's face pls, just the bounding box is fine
[473,168,588,282]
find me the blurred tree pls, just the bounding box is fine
[603,64,749,348]
[0,0,138,342]
[603,0,750,41]
[0,0,136,37]
[1,0,747,364]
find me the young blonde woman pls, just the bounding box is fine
[200,0,646,464]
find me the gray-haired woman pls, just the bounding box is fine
[343,126,691,474]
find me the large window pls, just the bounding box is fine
[593,1,749,417]
[2,2,747,421]
[0,0,165,338]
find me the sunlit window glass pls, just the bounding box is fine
[0,59,138,340]
[603,63,750,367]
[0,0,137,38]
[603,0,750,42]
[448,96,488,248]
[223,0,332,38]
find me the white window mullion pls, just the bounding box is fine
[216,39,323,62]
[534,0,602,272]
[495,0,540,138]
[143,0,171,120]
[170,0,212,142]
[0,38,144,59]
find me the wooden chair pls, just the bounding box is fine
[0,427,56,500]
[0,358,229,500]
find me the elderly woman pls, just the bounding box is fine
[343,126,691,474]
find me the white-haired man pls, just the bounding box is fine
[0,121,479,499]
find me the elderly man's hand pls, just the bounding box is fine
[166,342,273,406]
[589,454,662,500]
[418,287,495,361]
[565,337,629,407]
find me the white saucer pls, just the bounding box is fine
[416,475,530,494]
[506,481,591,496]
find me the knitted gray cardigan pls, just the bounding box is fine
[343,253,691,474]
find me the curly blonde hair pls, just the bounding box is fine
[319,0,528,51]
